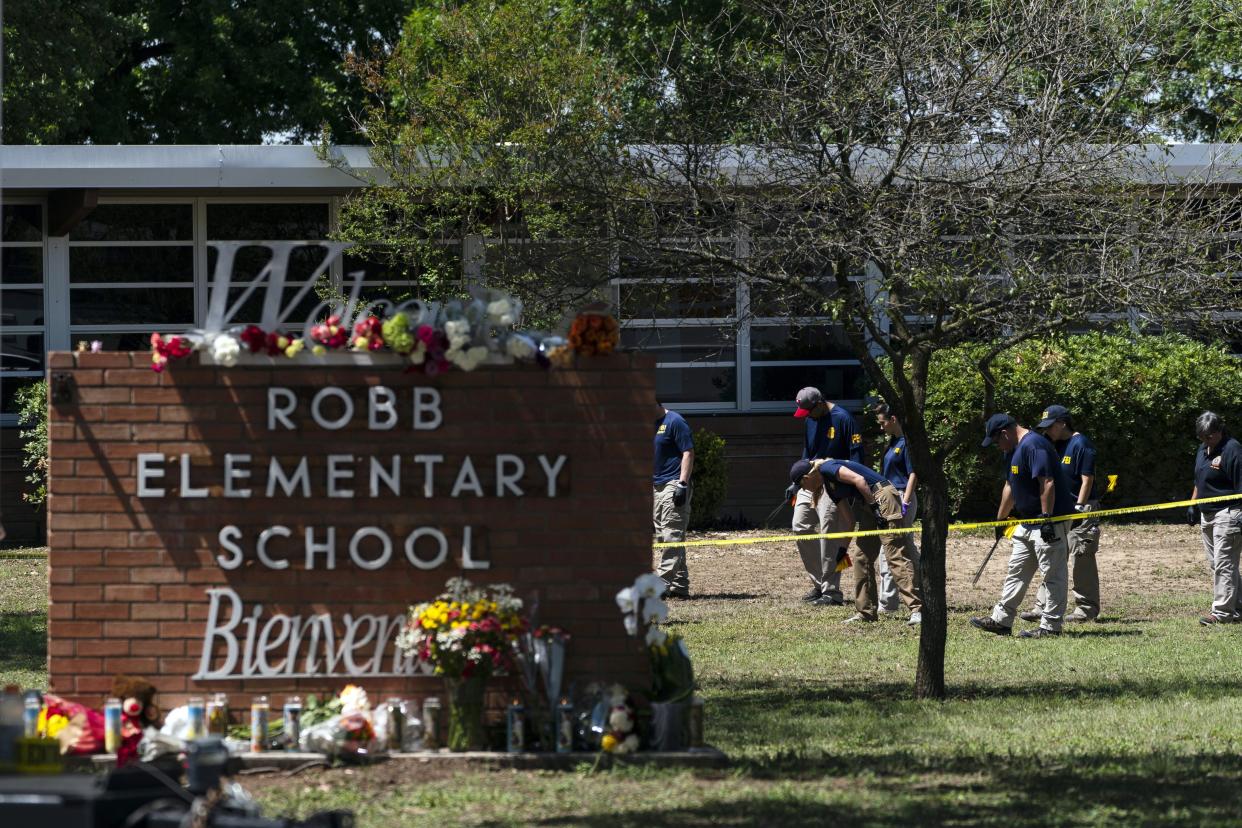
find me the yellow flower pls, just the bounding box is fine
[601,734,618,752]
[284,338,304,358]
[46,713,69,739]
[312,344,327,356]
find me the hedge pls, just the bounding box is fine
[869,333,1242,519]
[689,428,728,530]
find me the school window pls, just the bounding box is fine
[1,203,46,424]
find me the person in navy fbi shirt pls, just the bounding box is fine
[1187,411,1242,626]
[1018,404,1102,623]
[791,386,863,606]
[654,402,695,598]
[873,404,920,617]
[971,413,1076,638]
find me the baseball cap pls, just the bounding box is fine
[793,387,825,418]
[981,413,1017,447]
[1036,405,1070,429]
[789,459,816,484]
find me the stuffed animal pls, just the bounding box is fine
[110,675,160,766]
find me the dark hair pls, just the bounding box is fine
[1197,411,1224,439]
[872,403,899,422]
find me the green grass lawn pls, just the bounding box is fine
[6,531,1242,826]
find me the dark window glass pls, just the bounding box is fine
[1,375,42,415]
[621,326,735,363]
[69,288,194,325]
[207,203,330,240]
[618,282,734,319]
[655,366,736,404]
[0,290,44,325]
[0,333,44,372]
[208,244,335,283]
[751,365,867,403]
[71,332,156,351]
[70,246,194,284]
[750,324,857,361]
[749,280,837,317]
[70,204,192,241]
[1,247,43,284]
[2,205,43,242]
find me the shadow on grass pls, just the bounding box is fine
[0,610,47,675]
[494,754,1242,827]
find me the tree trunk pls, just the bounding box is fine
[915,453,950,699]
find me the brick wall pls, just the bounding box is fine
[47,351,655,710]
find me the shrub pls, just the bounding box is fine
[689,428,728,530]
[880,333,1242,518]
[15,379,48,507]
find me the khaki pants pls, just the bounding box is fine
[654,481,692,594]
[1033,503,1101,618]
[991,522,1069,632]
[878,490,920,613]
[852,484,922,620]
[1201,506,1242,621]
[793,488,844,600]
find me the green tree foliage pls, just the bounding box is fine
[904,333,1242,517]
[2,0,407,143]
[689,428,728,530]
[15,380,47,507]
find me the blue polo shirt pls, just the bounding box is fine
[653,410,694,485]
[802,405,862,463]
[819,459,887,503]
[1195,433,1242,499]
[881,436,913,491]
[1006,431,1076,519]
[1056,432,1098,500]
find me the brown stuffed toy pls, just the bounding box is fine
[111,675,161,728]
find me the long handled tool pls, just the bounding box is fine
[972,523,1016,586]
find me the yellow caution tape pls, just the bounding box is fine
[653,492,1242,549]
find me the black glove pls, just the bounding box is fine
[994,525,1007,541]
[1187,505,1200,526]
[870,502,889,529]
[1038,514,1056,543]
[673,481,689,507]
[784,481,799,503]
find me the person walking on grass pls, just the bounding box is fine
[1019,405,1102,623]
[654,401,694,599]
[789,456,922,626]
[791,387,863,607]
[873,404,920,617]
[971,413,1076,639]
[1187,411,1242,626]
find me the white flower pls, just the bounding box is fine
[210,334,240,367]
[444,319,472,350]
[634,573,667,601]
[338,684,370,715]
[505,335,536,360]
[641,597,668,625]
[615,587,635,615]
[606,684,627,706]
[487,298,513,324]
[448,345,488,372]
[618,734,639,754]
[622,614,638,636]
[409,342,427,364]
[645,626,668,648]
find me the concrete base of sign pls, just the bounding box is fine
[86,746,728,772]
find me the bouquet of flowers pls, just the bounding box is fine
[568,312,620,356]
[299,684,379,759]
[396,578,526,679]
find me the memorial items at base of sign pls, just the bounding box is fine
[112,675,161,729]
[444,674,488,752]
[373,698,423,752]
[35,693,105,756]
[300,712,380,761]
[594,685,639,755]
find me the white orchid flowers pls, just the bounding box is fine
[616,572,671,649]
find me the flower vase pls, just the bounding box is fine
[444,675,487,751]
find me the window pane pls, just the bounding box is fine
[1,247,42,284]
[207,203,330,240]
[0,333,44,372]
[71,331,157,351]
[750,324,856,361]
[70,204,192,241]
[618,282,734,319]
[1,375,43,416]
[209,244,334,283]
[2,205,42,242]
[70,246,193,284]
[656,366,736,405]
[749,280,837,317]
[70,288,194,325]
[621,326,735,363]
[0,290,44,325]
[751,364,867,403]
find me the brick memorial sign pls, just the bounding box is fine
[46,352,654,708]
